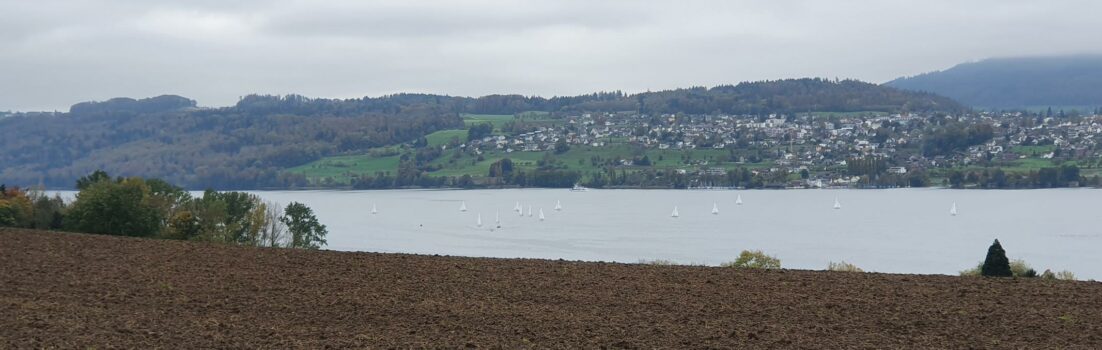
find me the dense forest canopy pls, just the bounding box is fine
[0,95,464,189]
[0,79,964,189]
[886,55,1102,110]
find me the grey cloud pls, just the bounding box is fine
[1,0,1100,111]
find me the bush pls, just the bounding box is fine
[637,259,678,266]
[1043,269,1077,281]
[827,261,864,272]
[959,263,982,277]
[1009,259,1036,277]
[1056,270,1076,281]
[721,250,781,269]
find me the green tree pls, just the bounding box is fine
[721,250,781,269]
[281,202,328,249]
[981,239,1012,277]
[65,177,162,237]
[554,138,570,154]
[76,170,112,190]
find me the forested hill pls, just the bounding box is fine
[0,79,962,189]
[443,78,964,115]
[886,55,1102,110]
[0,95,465,189]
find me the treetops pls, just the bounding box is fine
[1,171,328,250]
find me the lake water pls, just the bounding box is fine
[53,188,1102,279]
[240,188,1102,280]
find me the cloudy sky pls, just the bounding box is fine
[2,0,1099,111]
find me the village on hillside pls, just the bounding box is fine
[453,110,1102,188]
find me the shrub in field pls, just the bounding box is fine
[721,250,781,269]
[827,261,864,272]
[981,239,1012,277]
[1043,269,1077,281]
[637,259,678,266]
[1009,259,1037,277]
[1056,270,1076,281]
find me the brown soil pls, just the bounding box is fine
[2,228,1100,349]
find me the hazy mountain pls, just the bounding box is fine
[886,55,1102,110]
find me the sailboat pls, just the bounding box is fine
[459,201,467,212]
[527,205,533,217]
[371,203,378,215]
[950,202,958,216]
[554,200,563,211]
[833,197,841,210]
[671,206,680,218]
[476,213,482,227]
[711,202,719,215]
[538,208,545,221]
[514,201,522,213]
[736,194,743,205]
[496,211,501,228]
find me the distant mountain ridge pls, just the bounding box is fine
[886,55,1102,110]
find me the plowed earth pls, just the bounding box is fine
[2,228,1101,348]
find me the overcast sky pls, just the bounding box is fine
[2,0,1100,111]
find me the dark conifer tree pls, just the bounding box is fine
[981,239,1012,277]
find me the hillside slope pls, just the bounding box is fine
[2,228,1099,348]
[0,95,464,189]
[887,55,1102,109]
[0,79,963,189]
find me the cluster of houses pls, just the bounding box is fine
[458,110,1102,186]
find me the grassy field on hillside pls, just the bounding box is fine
[282,113,776,185]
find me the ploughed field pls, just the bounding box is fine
[2,228,1101,348]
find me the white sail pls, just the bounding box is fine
[371,203,377,214]
[495,211,500,223]
[554,200,562,211]
[515,201,522,212]
[527,205,533,217]
[476,213,482,227]
[538,208,545,221]
[711,202,719,215]
[736,194,743,205]
[950,202,958,216]
[833,197,841,210]
[460,201,467,212]
[671,206,680,218]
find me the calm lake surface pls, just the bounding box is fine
[56,188,1102,279]
[244,188,1102,280]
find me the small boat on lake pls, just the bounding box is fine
[671,206,680,218]
[711,202,719,215]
